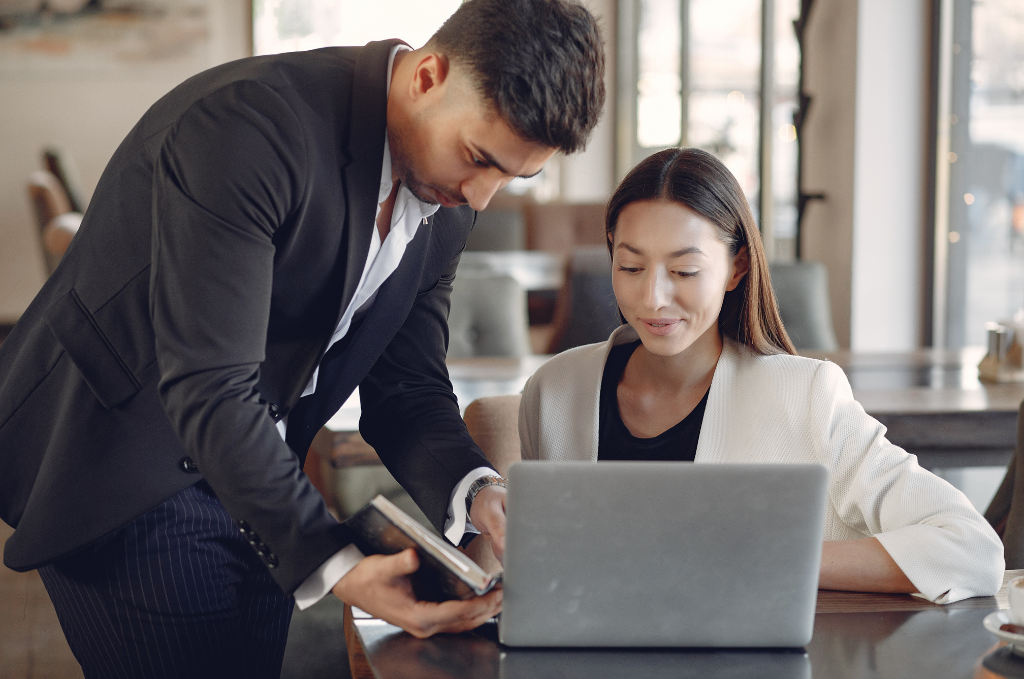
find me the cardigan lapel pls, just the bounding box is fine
[561,324,635,462]
[571,330,746,463]
[695,340,779,463]
[693,340,739,463]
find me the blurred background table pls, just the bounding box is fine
[804,347,1024,469]
[457,251,565,292]
[315,347,1023,473]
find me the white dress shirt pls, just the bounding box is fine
[291,45,494,609]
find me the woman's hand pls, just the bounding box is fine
[819,538,916,593]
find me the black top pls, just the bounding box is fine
[597,341,709,462]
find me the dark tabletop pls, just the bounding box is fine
[352,572,1024,679]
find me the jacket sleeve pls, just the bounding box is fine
[150,81,352,595]
[358,247,496,538]
[809,361,1005,602]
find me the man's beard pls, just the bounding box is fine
[388,127,466,207]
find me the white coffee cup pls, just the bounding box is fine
[1009,576,1024,625]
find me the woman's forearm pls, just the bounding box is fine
[818,538,916,593]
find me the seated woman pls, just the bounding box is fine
[518,148,1004,603]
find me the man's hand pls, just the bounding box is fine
[332,548,501,639]
[470,485,507,563]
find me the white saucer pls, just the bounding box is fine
[984,611,1024,655]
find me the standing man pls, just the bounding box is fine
[0,0,605,675]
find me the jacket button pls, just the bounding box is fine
[268,403,280,420]
[179,457,199,473]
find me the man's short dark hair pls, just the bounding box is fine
[426,0,605,155]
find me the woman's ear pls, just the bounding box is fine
[725,245,750,292]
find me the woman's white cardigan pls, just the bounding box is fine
[518,325,1005,603]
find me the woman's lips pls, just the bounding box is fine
[638,318,681,336]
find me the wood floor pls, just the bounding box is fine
[0,522,83,679]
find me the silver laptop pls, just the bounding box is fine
[499,462,828,648]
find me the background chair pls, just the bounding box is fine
[460,394,523,574]
[548,245,621,353]
[27,169,81,275]
[523,202,606,256]
[768,261,839,352]
[464,208,525,251]
[42,146,87,214]
[984,399,1024,568]
[28,169,71,229]
[447,272,532,358]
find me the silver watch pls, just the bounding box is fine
[466,474,506,515]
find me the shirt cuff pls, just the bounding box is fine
[293,543,365,610]
[443,467,498,545]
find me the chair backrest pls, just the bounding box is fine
[549,245,621,353]
[768,261,839,351]
[28,170,72,231]
[985,398,1024,568]
[28,170,78,275]
[463,394,523,478]
[461,394,522,573]
[447,273,531,358]
[43,146,87,213]
[464,209,525,251]
[42,212,82,274]
[524,202,606,256]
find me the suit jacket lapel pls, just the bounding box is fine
[338,39,407,319]
[304,220,433,430]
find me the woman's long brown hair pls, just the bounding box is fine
[606,148,795,356]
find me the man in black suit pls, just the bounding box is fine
[0,0,605,675]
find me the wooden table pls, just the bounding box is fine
[345,571,1024,679]
[315,348,1024,471]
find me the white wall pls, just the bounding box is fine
[801,0,860,348]
[0,0,250,322]
[849,0,928,351]
[559,0,617,203]
[803,0,930,350]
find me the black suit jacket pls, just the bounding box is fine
[0,41,494,594]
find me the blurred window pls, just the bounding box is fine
[627,0,800,259]
[770,0,799,257]
[687,0,760,201]
[944,0,1024,347]
[253,0,461,56]
[637,0,683,148]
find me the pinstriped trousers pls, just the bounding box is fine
[38,481,294,679]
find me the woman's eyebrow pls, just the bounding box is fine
[616,242,704,257]
[670,246,704,257]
